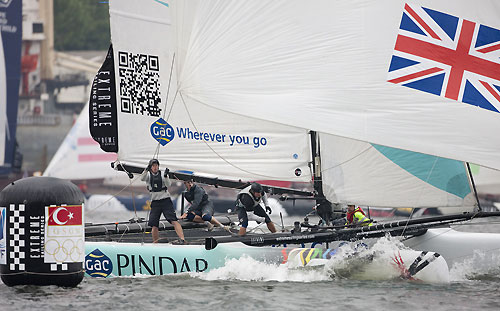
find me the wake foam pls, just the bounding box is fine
[195,256,330,282]
[193,237,450,283]
[450,249,500,282]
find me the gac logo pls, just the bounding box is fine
[85,249,113,278]
[151,118,175,146]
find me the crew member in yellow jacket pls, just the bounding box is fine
[345,204,373,227]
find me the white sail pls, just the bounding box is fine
[320,134,476,208]
[43,103,126,182]
[166,0,500,170]
[0,31,6,166]
[108,0,312,182]
[471,165,500,196]
[105,0,500,204]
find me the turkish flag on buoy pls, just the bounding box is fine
[47,205,82,226]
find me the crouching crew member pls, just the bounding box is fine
[235,182,277,236]
[180,179,230,232]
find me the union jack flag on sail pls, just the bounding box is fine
[388,3,500,113]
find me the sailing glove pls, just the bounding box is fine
[265,206,272,214]
[164,168,170,177]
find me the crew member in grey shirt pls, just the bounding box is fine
[141,158,185,244]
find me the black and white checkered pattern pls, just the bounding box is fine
[50,263,68,271]
[8,204,25,271]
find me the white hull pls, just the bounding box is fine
[403,228,500,266]
[286,247,449,283]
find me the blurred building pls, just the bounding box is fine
[16,0,105,173]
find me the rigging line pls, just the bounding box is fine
[150,90,180,160]
[178,92,304,180]
[150,53,178,160]
[164,90,179,123]
[85,160,143,215]
[247,221,266,234]
[162,53,176,120]
[319,145,374,173]
[141,208,152,245]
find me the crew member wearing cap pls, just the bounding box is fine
[235,182,277,236]
[141,159,186,244]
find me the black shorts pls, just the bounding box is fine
[148,198,177,227]
[252,204,271,222]
[237,204,271,228]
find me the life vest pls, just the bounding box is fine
[237,185,265,210]
[184,185,209,206]
[149,172,167,192]
[346,207,372,226]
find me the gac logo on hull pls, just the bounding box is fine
[85,249,113,278]
[151,118,174,146]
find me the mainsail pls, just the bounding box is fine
[92,0,500,209]
[165,0,500,171]
[93,0,312,182]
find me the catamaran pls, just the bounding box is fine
[3,0,500,284]
[82,0,500,280]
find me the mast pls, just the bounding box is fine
[466,162,482,211]
[310,131,323,197]
[309,131,338,225]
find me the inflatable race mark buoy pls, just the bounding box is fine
[0,177,85,287]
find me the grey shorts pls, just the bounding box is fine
[191,201,215,217]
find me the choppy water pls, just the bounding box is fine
[1,208,500,310]
[2,262,500,311]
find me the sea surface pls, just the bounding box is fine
[1,207,500,310]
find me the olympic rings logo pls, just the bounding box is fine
[44,239,84,262]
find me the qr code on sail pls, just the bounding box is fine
[118,51,162,117]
